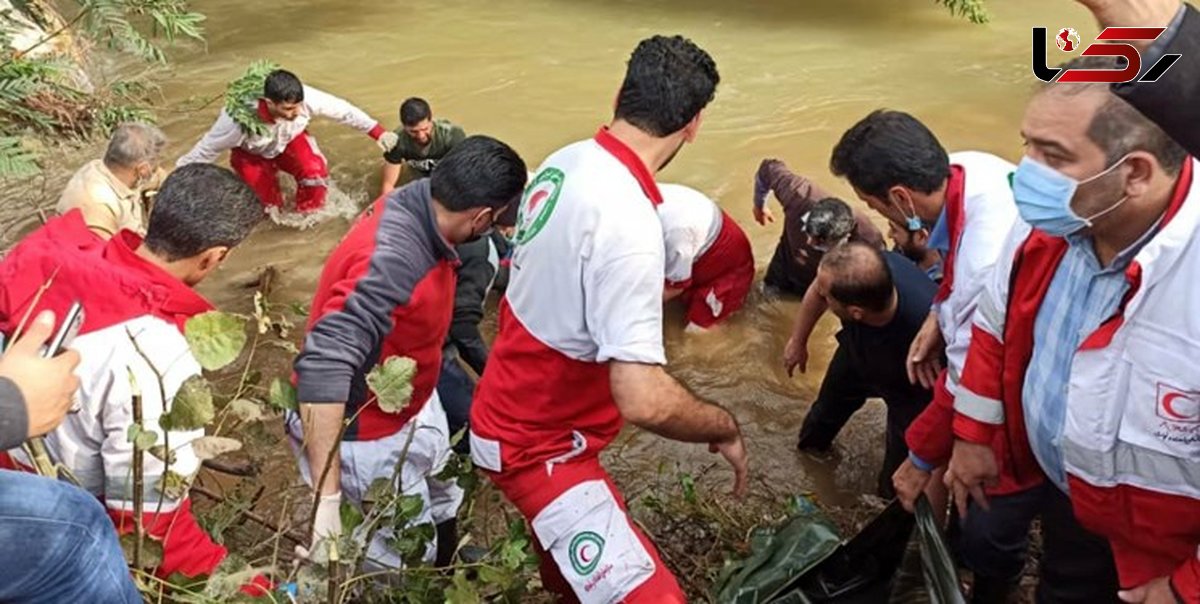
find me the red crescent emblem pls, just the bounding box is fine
[529,189,549,212]
[579,545,594,563]
[1162,392,1197,421]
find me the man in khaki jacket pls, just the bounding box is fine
[57,122,166,238]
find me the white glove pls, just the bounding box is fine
[313,491,343,540]
[295,491,343,562]
[376,131,400,153]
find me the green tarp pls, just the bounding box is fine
[714,497,965,604]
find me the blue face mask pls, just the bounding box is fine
[1011,155,1129,237]
[904,213,923,232]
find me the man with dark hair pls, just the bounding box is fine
[753,159,883,296]
[470,34,744,603]
[778,197,893,455]
[941,54,1196,604]
[0,164,268,593]
[659,183,755,330]
[825,111,1016,407]
[291,136,526,570]
[180,69,398,213]
[380,97,467,195]
[887,220,942,283]
[808,242,935,495]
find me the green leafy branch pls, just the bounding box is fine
[935,0,990,24]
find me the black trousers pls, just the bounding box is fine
[796,343,924,498]
[436,355,475,456]
[763,242,816,296]
[957,482,1119,603]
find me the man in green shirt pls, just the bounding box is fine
[379,97,467,195]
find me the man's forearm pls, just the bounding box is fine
[612,363,739,443]
[299,403,346,496]
[380,163,402,195]
[790,283,828,344]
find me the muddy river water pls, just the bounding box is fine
[28,0,1095,506]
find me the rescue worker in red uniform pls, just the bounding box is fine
[470,36,748,603]
[658,183,755,330]
[290,137,527,570]
[0,165,268,592]
[945,55,1198,604]
[178,69,398,213]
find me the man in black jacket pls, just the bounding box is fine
[437,206,515,453]
[1077,0,1199,157]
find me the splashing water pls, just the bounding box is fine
[264,180,365,230]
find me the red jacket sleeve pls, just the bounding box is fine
[953,324,1006,444]
[905,371,955,468]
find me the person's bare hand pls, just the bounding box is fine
[784,336,809,377]
[753,206,775,226]
[710,433,749,498]
[892,458,933,513]
[0,311,81,438]
[907,313,945,389]
[1118,576,1176,604]
[944,439,998,519]
[1074,0,1181,49]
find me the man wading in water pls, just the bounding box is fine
[469,35,748,603]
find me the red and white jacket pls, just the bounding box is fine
[0,212,247,584]
[901,152,1023,490]
[470,127,667,475]
[177,85,385,165]
[953,159,1200,597]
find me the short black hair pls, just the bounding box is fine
[830,110,950,200]
[400,97,432,127]
[264,70,304,104]
[820,241,894,313]
[144,164,263,261]
[1042,56,1187,176]
[614,35,720,137]
[431,135,527,213]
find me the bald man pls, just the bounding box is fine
[805,241,936,496]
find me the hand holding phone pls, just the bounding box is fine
[0,310,82,439]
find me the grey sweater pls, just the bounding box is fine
[0,377,27,450]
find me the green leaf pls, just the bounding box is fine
[185,311,248,371]
[395,493,425,522]
[933,0,990,24]
[126,424,159,450]
[446,569,482,604]
[340,501,364,535]
[202,554,262,599]
[159,375,215,431]
[268,378,297,412]
[119,533,164,570]
[191,436,242,461]
[366,356,417,414]
[389,522,435,562]
[157,470,191,500]
[364,477,393,504]
[148,445,176,465]
[226,398,265,422]
[225,61,281,137]
[477,565,513,591]
[679,472,697,505]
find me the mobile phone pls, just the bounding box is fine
[41,301,84,359]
